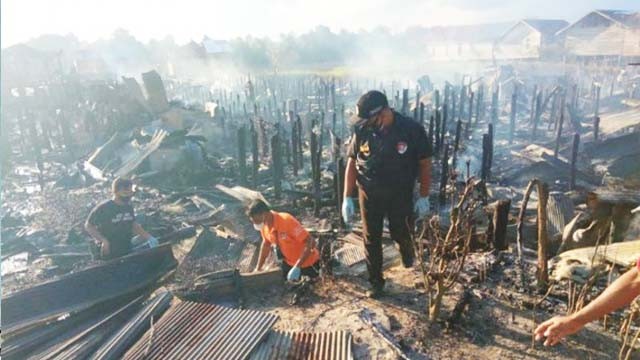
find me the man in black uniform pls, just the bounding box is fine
[85,178,157,260]
[342,90,432,298]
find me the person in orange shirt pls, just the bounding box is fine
[248,199,320,281]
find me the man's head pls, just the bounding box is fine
[246,199,271,229]
[353,90,393,128]
[112,177,134,204]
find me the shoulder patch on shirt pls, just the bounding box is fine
[397,141,408,154]
[360,141,370,156]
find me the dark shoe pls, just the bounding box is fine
[400,242,415,268]
[366,281,386,299]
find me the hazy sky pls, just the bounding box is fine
[2,0,639,47]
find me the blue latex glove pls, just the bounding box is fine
[414,197,430,220]
[287,266,301,282]
[341,197,356,225]
[147,236,159,248]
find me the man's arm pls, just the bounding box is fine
[343,157,357,198]
[132,222,152,240]
[85,221,108,244]
[294,235,316,268]
[535,266,640,346]
[254,240,271,272]
[418,158,432,197]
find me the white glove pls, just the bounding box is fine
[414,197,430,220]
[147,236,159,248]
[341,197,356,225]
[287,266,301,281]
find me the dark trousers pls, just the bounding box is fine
[359,186,414,285]
[280,261,320,280]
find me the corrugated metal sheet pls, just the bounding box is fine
[2,244,177,334]
[547,192,575,236]
[93,289,173,360]
[250,330,353,360]
[124,301,278,360]
[334,245,366,267]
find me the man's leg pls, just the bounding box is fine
[301,262,320,278]
[281,262,292,280]
[359,187,385,286]
[388,190,415,267]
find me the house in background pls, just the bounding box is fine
[495,19,569,61]
[557,10,640,62]
[202,37,232,60]
[424,23,512,62]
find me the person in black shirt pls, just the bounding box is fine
[342,90,433,298]
[85,178,157,260]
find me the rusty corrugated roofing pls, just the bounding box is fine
[250,330,353,360]
[123,301,278,360]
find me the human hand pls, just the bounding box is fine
[100,241,111,257]
[341,197,356,225]
[414,196,430,220]
[534,315,585,346]
[287,266,302,282]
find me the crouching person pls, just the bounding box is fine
[248,199,320,281]
[85,177,158,260]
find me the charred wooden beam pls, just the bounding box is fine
[537,181,550,292]
[439,143,450,208]
[237,126,247,186]
[250,121,259,187]
[570,133,580,190]
[554,94,566,158]
[493,200,511,251]
[509,88,517,144]
[271,132,282,199]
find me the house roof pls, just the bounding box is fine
[520,19,569,38]
[202,38,232,54]
[556,10,640,35]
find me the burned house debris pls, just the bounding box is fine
[2,5,640,360]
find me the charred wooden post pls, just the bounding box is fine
[536,181,550,292]
[493,200,511,251]
[250,121,259,187]
[296,115,304,170]
[452,120,462,170]
[451,90,457,124]
[439,143,450,208]
[490,89,499,124]
[332,135,346,228]
[570,133,580,190]
[475,84,484,124]
[481,134,490,182]
[532,91,542,139]
[440,103,448,152]
[467,91,474,126]
[310,117,322,216]
[291,115,299,176]
[554,94,566,158]
[458,86,466,122]
[340,103,345,139]
[237,126,248,186]
[594,83,601,122]
[401,89,409,115]
[428,114,435,152]
[529,85,538,125]
[509,88,517,144]
[594,116,600,142]
[271,132,283,199]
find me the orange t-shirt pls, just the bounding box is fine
[260,211,320,268]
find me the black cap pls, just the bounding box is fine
[353,90,389,122]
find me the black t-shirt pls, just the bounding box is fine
[87,199,135,258]
[347,111,432,192]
